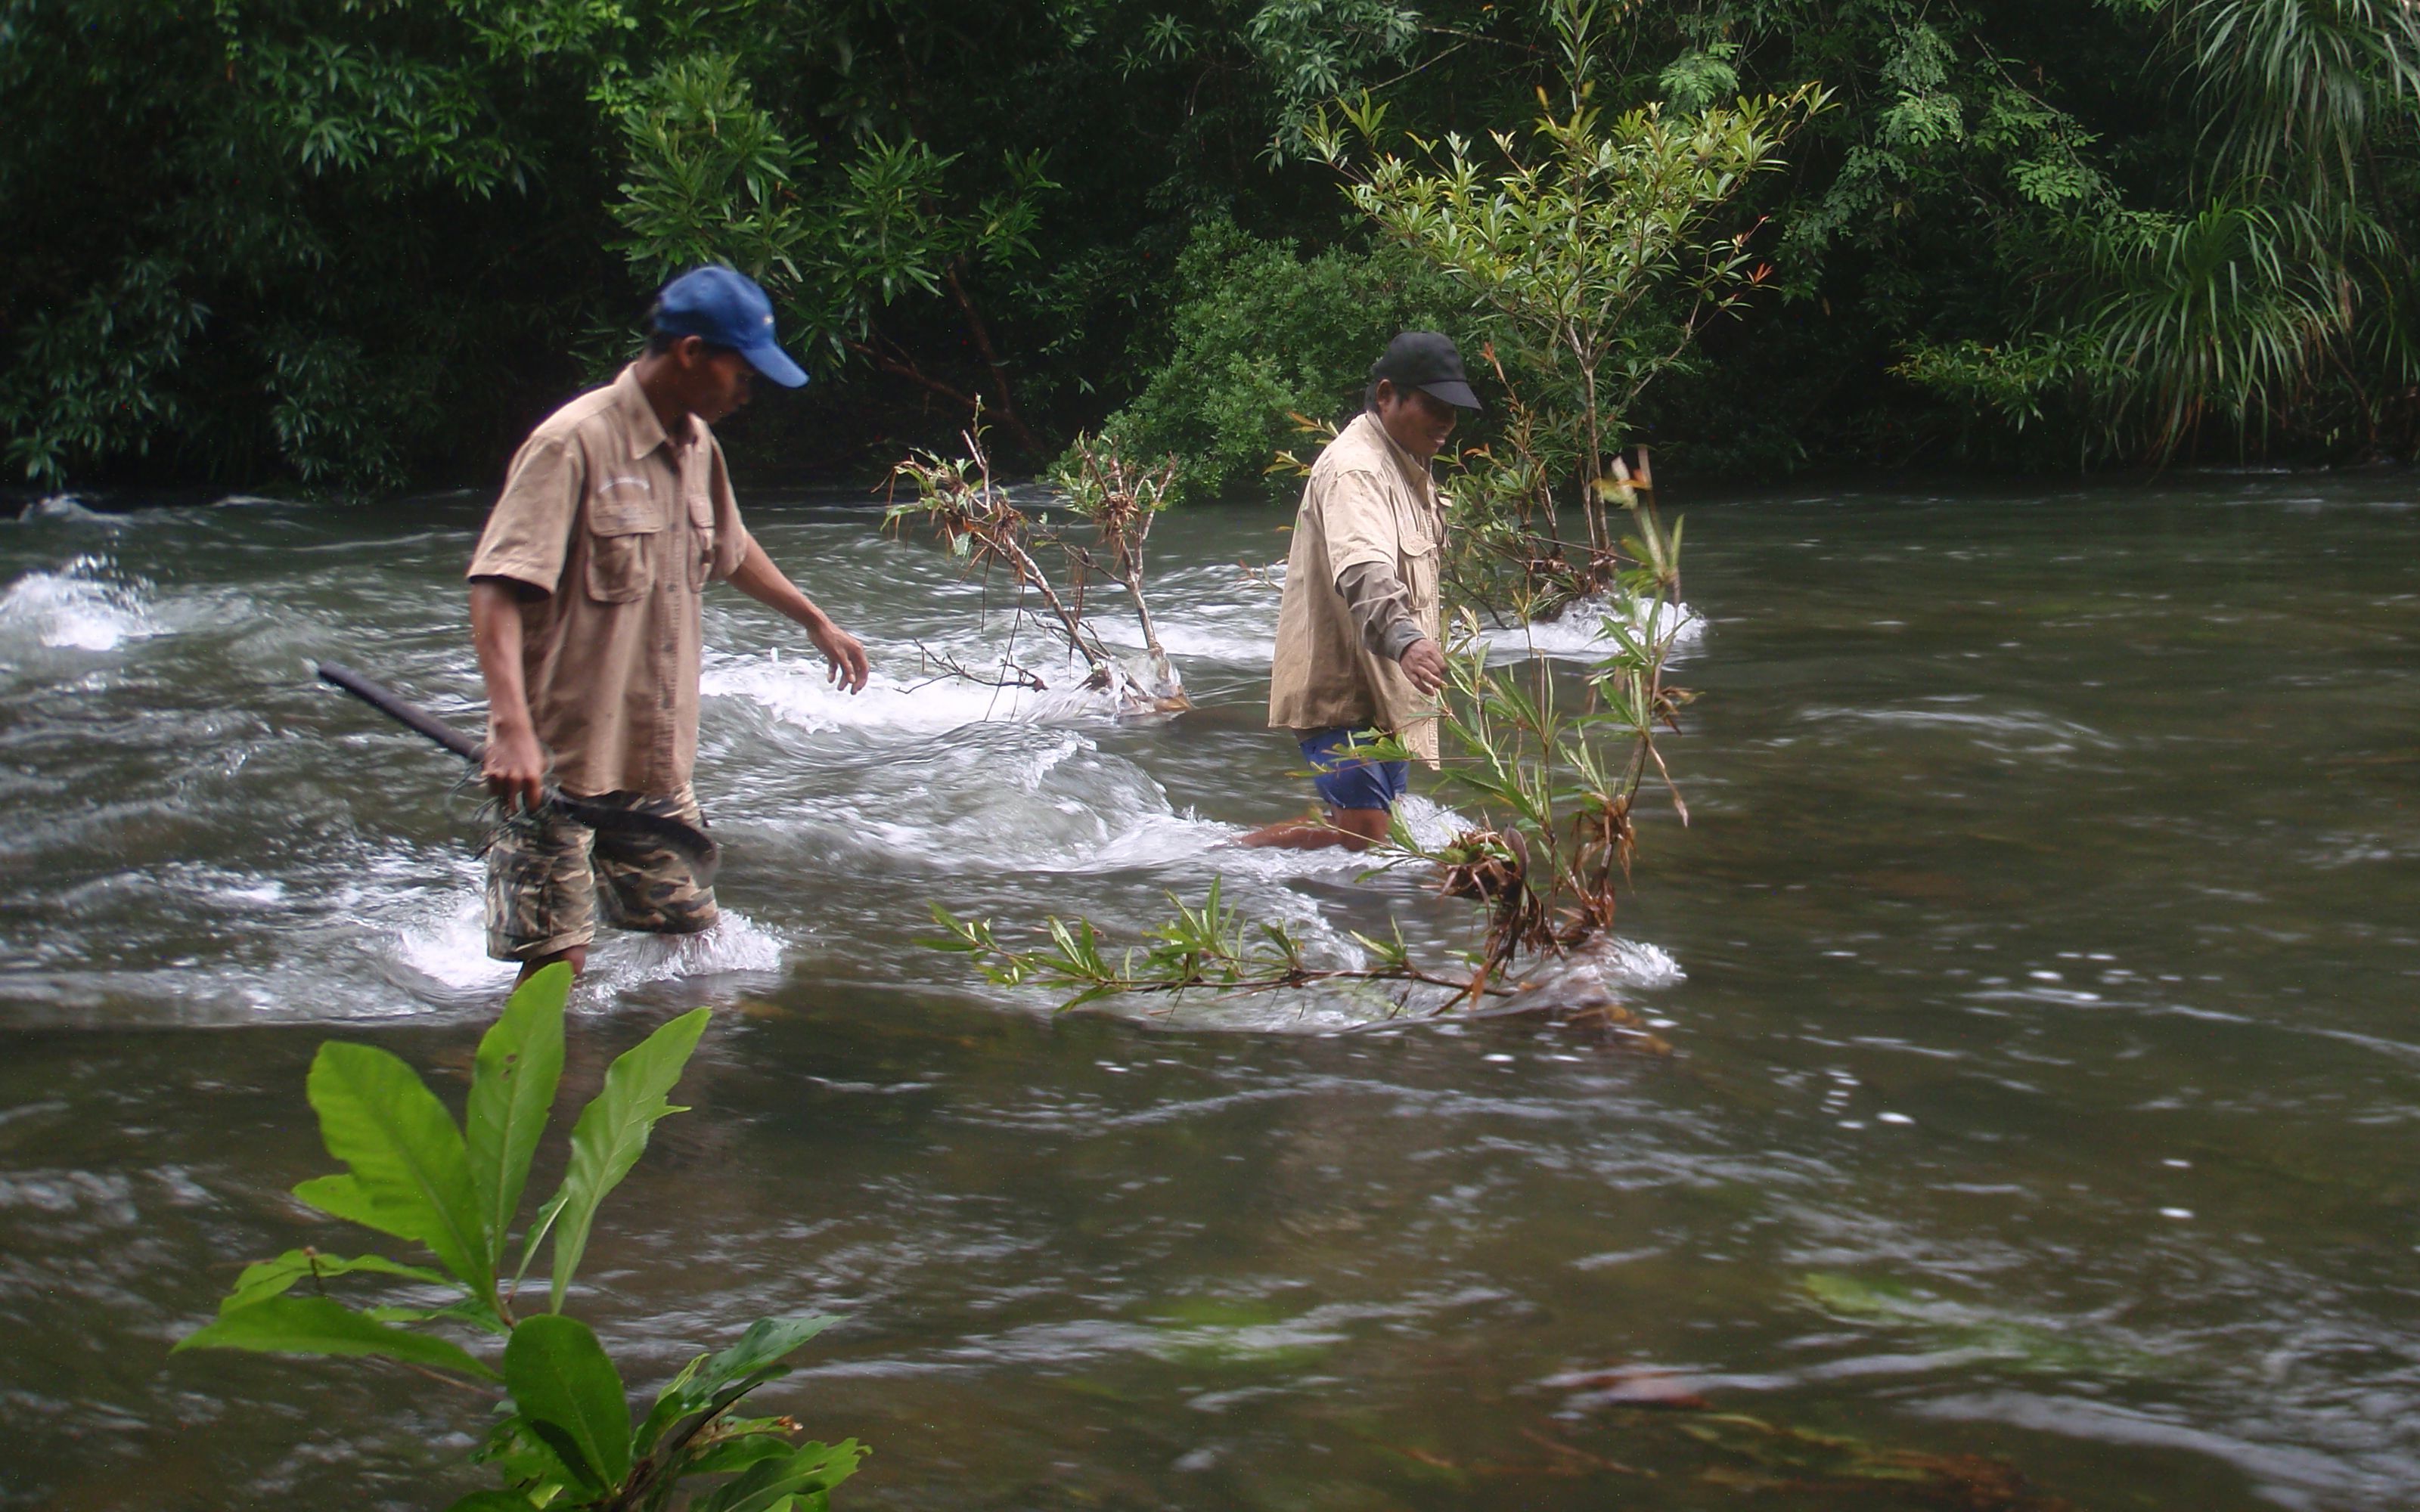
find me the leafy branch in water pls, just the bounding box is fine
[926,880,1492,1015]
[886,412,1190,714]
[927,470,1693,1031]
[172,966,865,1511]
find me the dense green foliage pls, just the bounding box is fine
[1311,0,1817,605]
[175,966,865,1510]
[5,0,2415,494]
[1077,218,1480,503]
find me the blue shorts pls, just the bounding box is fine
[1298,727,1410,813]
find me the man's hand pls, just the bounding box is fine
[1400,637,1447,696]
[470,577,548,813]
[811,620,871,693]
[482,723,548,814]
[728,539,871,693]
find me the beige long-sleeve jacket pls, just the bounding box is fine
[1266,412,1446,765]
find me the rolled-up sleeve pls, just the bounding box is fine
[467,434,581,593]
[1336,561,1426,659]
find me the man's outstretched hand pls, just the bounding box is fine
[1401,637,1447,696]
[811,621,871,693]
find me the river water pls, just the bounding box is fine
[2,474,2415,1510]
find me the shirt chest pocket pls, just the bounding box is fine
[582,497,663,603]
[1392,495,1442,612]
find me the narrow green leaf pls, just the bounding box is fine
[541,1007,711,1312]
[467,964,568,1271]
[666,1315,831,1414]
[175,1295,501,1383]
[693,1439,867,1512]
[304,1043,493,1300]
[220,1249,448,1313]
[504,1314,632,1492]
[684,1433,805,1475]
[634,1352,707,1456]
[364,1296,514,1337]
[443,1495,540,1512]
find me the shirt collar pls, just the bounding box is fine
[612,363,701,462]
[1353,411,1438,502]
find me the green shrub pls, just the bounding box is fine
[1081,217,1486,504]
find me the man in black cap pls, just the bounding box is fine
[1242,331,1481,851]
[465,265,870,978]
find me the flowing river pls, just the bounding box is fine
[2,473,2416,1510]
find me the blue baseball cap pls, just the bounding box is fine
[650,266,808,389]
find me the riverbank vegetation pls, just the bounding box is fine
[6,0,2417,495]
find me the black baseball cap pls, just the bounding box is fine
[1370,330,1481,409]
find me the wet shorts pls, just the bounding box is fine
[1298,727,1410,813]
[483,786,717,962]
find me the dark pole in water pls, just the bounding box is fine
[312,661,720,885]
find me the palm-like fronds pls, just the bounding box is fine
[2086,200,2343,454]
[2180,0,2420,199]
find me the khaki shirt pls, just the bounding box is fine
[1267,411,1446,764]
[466,365,753,798]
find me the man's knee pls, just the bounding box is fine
[1330,807,1392,850]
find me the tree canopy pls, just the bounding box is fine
[4,0,2415,495]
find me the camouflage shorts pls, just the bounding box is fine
[483,786,718,962]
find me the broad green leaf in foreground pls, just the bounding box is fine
[524,1006,710,1312]
[219,1249,448,1313]
[504,1313,632,1492]
[303,1040,492,1299]
[174,1294,501,1382]
[466,963,569,1271]
[443,1495,542,1512]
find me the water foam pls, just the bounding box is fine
[384,892,784,997]
[706,650,1123,736]
[11,495,127,529]
[0,557,159,652]
[1480,595,1705,661]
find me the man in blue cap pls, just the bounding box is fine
[465,265,870,979]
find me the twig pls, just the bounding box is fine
[909,640,1047,692]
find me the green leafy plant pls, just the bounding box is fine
[610,50,1060,455]
[1078,216,1490,506]
[926,472,1694,1028]
[1310,0,1820,609]
[174,965,865,1510]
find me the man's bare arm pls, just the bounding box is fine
[469,578,548,811]
[726,538,871,692]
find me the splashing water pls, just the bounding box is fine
[0,556,160,652]
[1480,593,1705,660]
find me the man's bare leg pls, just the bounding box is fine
[1236,807,1392,853]
[515,945,588,984]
